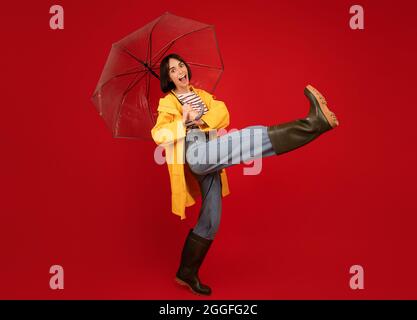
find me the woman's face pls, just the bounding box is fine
[168,58,189,92]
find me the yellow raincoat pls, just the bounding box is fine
[151,86,231,220]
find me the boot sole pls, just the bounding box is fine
[175,277,212,296]
[306,84,339,128]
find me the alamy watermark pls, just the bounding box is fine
[49,5,64,30]
[153,127,266,176]
[49,265,64,290]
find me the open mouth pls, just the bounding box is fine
[178,74,187,83]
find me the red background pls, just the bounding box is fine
[1,0,417,299]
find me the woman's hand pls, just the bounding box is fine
[182,103,192,124]
[182,103,200,124]
[192,119,205,126]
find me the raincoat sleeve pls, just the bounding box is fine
[151,99,186,146]
[199,90,230,130]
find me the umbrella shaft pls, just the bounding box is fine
[141,61,160,80]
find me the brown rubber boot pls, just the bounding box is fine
[267,84,339,155]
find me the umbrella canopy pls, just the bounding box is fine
[91,12,224,139]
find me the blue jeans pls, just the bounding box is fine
[185,125,275,240]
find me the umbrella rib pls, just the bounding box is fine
[145,71,155,123]
[112,44,161,134]
[93,68,145,96]
[145,15,162,125]
[121,46,160,79]
[187,61,223,71]
[116,70,157,136]
[114,71,148,134]
[124,72,147,95]
[211,68,224,93]
[150,25,213,67]
[147,12,165,72]
[114,69,144,78]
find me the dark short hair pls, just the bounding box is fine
[159,53,192,93]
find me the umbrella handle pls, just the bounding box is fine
[194,104,204,121]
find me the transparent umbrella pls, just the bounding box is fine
[91,12,224,139]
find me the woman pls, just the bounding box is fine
[151,53,339,296]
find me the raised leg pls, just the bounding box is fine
[185,125,274,175]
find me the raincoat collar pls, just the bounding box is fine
[169,84,197,100]
[158,85,201,115]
